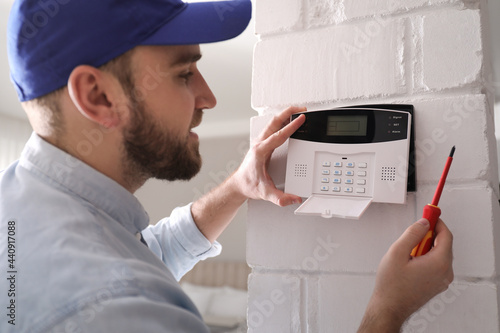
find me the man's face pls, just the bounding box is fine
[120,45,216,181]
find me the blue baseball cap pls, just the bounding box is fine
[7,0,252,102]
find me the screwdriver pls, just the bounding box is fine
[411,146,455,257]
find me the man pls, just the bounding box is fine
[0,0,453,332]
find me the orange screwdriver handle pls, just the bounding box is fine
[411,205,441,257]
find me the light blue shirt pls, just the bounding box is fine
[0,133,222,332]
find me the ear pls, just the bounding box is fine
[67,65,124,129]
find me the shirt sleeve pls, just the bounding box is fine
[141,203,222,280]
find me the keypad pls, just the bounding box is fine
[320,160,368,195]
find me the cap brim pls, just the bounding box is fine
[141,0,252,45]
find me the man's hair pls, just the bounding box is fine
[22,48,136,137]
[22,86,66,138]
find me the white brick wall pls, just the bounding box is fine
[403,281,500,332]
[252,18,407,108]
[249,0,500,332]
[411,95,498,188]
[419,10,483,91]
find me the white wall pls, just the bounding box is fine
[248,0,500,332]
[0,114,32,170]
[487,0,500,101]
[497,103,500,175]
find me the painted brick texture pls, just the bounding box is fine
[252,7,485,110]
[249,0,500,332]
[252,18,407,108]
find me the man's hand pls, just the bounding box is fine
[358,218,454,332]
[191,106,306,242]
[231,106,306,206]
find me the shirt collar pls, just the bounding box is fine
[20,133,150,235]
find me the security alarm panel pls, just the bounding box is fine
[284,105,414,219]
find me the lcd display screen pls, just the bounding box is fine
[326,115,368,136]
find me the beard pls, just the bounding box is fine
[121,95,202,183]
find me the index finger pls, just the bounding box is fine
[258,114,306,153]
[257,106,307,141]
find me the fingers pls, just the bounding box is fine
[436,229,454,284]
[258,114,306,153]
[248,106,306,207]
[425,219,454,286]
[258,106,307,141]
[391,219,430,259]
[429,219,453,258]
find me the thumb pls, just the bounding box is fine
[392,219,430,257]
[276,193,302,207]
[266,187,302,207]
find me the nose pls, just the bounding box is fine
[194,69,217,110]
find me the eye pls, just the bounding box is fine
[180,71,194,83]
